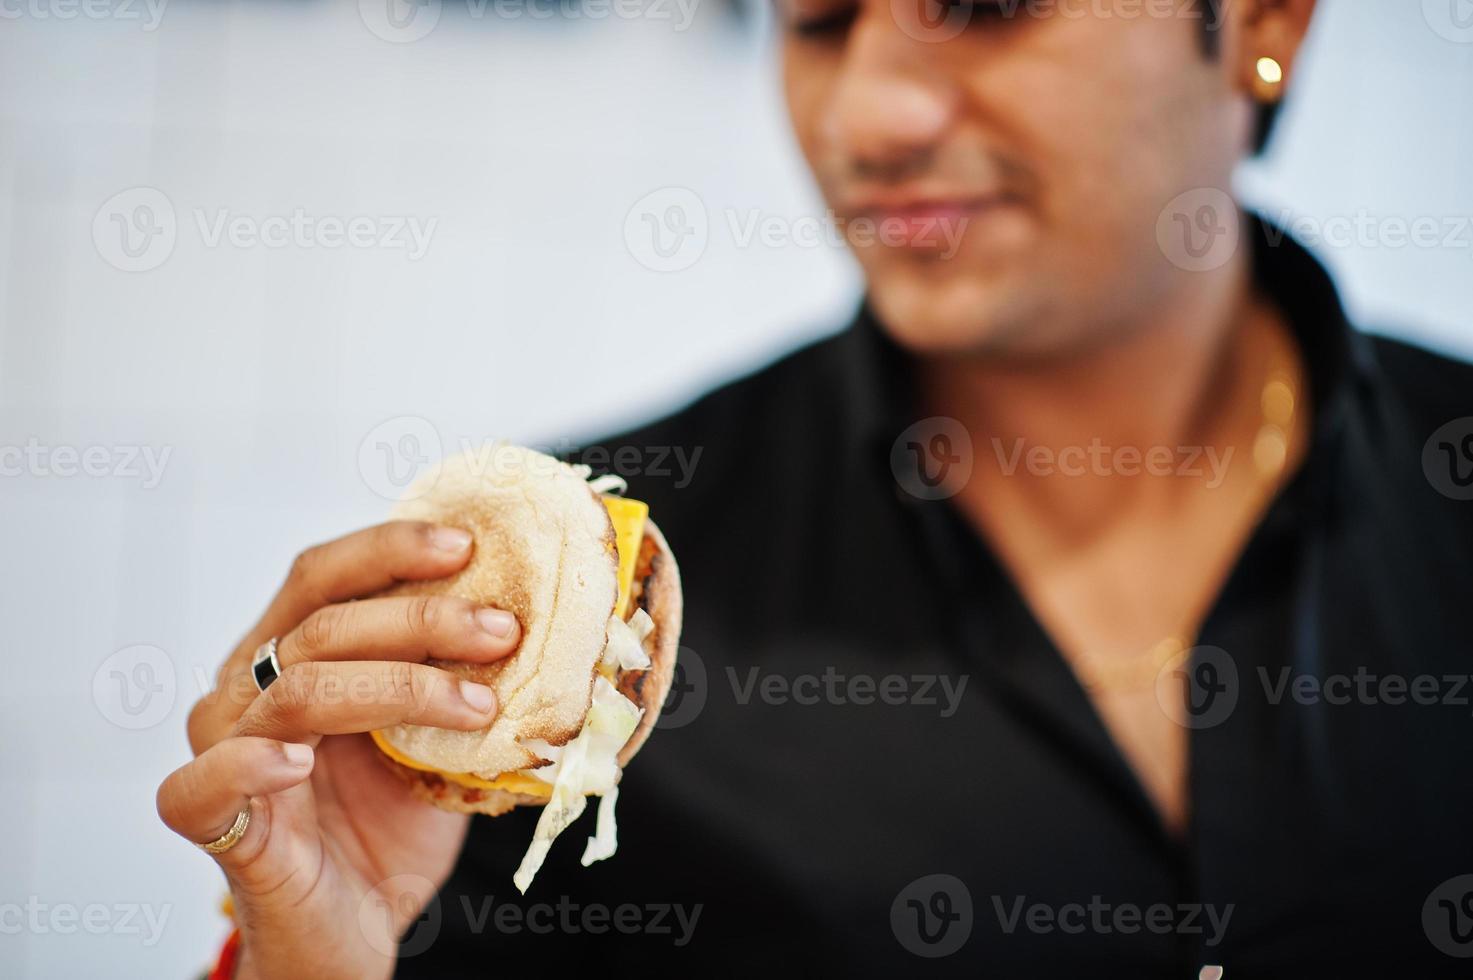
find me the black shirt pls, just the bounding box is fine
[398,216,1473,978]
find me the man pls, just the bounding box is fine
[159,0,1473,976]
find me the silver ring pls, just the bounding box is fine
[251,637,282,692]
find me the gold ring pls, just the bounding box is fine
[198,807,251,855]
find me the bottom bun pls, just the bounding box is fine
[386,766,546,817]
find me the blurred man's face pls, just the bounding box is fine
[780,0,1255,358]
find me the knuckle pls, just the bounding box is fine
[295,606,340,658]
[285,546,329,605]
[404,595,443,638]
[275,661,321,712]
[386,520,429,557]
[186,699,216,754]
[155,773,183,829]
[236,664,317,738]
[407,519,441,547]
[286,546,318,588]
[389,662,437,720]
[384,660,417,705]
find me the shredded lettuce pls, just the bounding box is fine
[588,473,627,495]
[511,674,644,893]
[517,738,563,769]
[600,609,654,674]
[581,786,620,866]
[509,604,652,892]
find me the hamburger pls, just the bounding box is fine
[367,443,682,892]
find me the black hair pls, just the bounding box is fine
[1195,0,1280,156]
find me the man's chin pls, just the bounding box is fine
[865,273,1035,358]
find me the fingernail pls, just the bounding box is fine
[475,608,516,638]
[283,743,314,767]
[431,526,472,552]
[459,680,496,714]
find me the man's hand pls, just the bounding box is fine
[156,521,520,980]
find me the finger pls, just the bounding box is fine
[157,736,314,852]
[232,660,497,744]
[233,520,476,680]
[276,595,520,672]
[189,521,478,753]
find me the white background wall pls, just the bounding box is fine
[0,1,1469,976]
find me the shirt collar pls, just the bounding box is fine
[835,209,1374,500]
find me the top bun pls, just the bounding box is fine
[372,443,619,777]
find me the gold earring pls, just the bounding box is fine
[1252,56,1284,102]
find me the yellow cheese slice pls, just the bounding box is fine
[603,495,648,619]
[370,729,553,796]
[369,495,648,795]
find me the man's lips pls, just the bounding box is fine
[848,194,1018,248]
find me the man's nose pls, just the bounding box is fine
[821,9,958,174]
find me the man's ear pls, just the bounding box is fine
[1228,0,1318,103]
